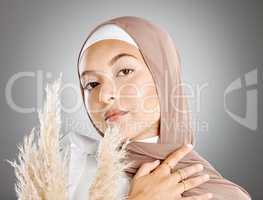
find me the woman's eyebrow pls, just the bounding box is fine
[80,53,137,78]
[109,53,137,66]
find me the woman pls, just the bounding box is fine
[69,16,251,200]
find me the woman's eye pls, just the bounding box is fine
[117,68,135,77]
[84,81,99,91]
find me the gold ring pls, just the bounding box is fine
[177,169,185,180]
[182,180,187,191]
[164,161,173,173]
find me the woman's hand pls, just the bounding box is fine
[127,144,213,200]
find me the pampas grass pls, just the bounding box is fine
[8,74,69,200]
[88,124,135,200]
[8,74,134,200]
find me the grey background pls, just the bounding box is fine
[0,0,262,199]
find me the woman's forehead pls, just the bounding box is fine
[82,39,140,59]
[79,39,144,74]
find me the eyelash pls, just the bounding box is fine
[83,68,135,91]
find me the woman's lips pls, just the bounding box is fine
[105,111,129,123]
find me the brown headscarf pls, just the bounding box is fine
[77,16,251,199]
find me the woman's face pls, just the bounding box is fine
[79,39,160,141]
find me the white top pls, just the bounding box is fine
[68,133,159,200]
[134,135,159,143]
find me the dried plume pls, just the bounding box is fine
[7,74,69,200]
[88,124,135,200]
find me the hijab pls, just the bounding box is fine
[77,16,251,199]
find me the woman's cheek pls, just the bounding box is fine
[85,94,95,112]
[85,93,104,125]
[118,83,141,112]
[139,84,159,113]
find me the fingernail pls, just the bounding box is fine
[196,164,204,170]
[207,193,213,198]
[203,174,210,180]
[186,144,193,149]
[154,160,160,164]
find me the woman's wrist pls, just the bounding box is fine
[128,196,141,200]
[127,193,143,200]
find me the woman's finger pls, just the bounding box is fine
[155,144,193,176]
[182,193,213,200]
[177,174,210,193]
[133,160,161,180]
[169,164,204,183]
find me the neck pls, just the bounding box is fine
[131,121,160,141]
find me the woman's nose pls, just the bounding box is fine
[99,84,117,104]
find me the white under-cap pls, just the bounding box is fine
[80,24,139,59]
